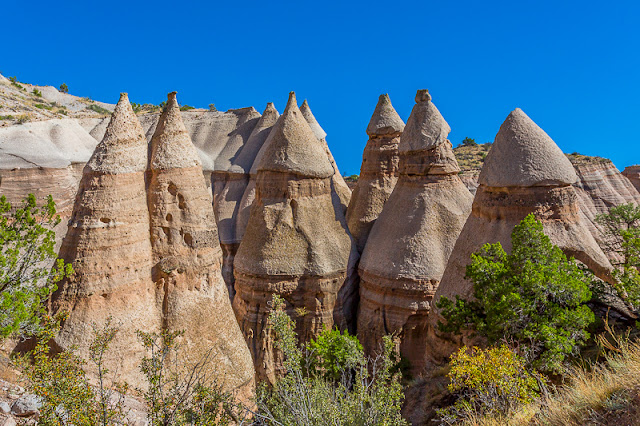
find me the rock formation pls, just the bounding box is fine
[215,103,280,296]
[622,165,640,193]
[346,94,404,252]
[427,108,614,363]
[147,91,254,400]
[356,90,473,371]
[51,93,159,388]
[300,99,352,213]
[232,92,358,382]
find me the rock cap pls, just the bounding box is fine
[149,92,202,170]
[479,108,577,187]
[300,99,327,141]
[366,94,405,137]
[256,92,333,178]
[399,90,451,153]
[86,93,148,174]
[233,102,280,173]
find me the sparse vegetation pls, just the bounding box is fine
[35,103,53,110]
[59,83,69,93]
[9,76,24,90]
[17,114,30,124]
[180,105,195,111]
[208,104,217,112]
[460,137,477,147]
[437,214,595,374]
[32,88,42,97]
[0,115,15,120]
[86,104,111,115]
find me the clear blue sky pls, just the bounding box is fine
[2,0,639,174]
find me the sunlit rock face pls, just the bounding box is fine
[232,92,359,382]
[356,90,472,373]
[426,108,614,365]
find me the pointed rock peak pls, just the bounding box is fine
[256,92,333,178]
[86,92,148,174]
[299,99,327,141]
[149,91,201,170]
[399,89,451,152]
[479,108,577,187]
[366,94,405,136]
[260,102,280,125]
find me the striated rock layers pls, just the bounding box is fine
[427,108,614,363]
[346,94,404,253]
[356,90,473,372]
[232,92,358,382]
[217,103,280,297]
[51,93,159,388]
[52,93,254,398]
[146,92,255,398]
[300,100,352,213]
[622,165,640,194]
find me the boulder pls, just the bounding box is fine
[356,90,472,372]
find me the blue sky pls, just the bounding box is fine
[2,1,639,174]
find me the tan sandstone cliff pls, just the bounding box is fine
[346,94,404,253]
[356,90,473,371]
[232,92,359,382]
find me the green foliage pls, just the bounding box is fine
[8,76,17,83]
[86,104,111,115]
[436,345,543,424]
[16,114,29,124]
[8,76,24,90]
[596,203,640,309]
[461,137,477,147]
[258,295,407,425]
[0,115,15,120]
[306,327,364,381]
[437,214,595,374]
[208,103,217,112]
[59,83,69,93]
[137,329,239,426]
[344,174,359,183]
[17,314,129,425]
[35,103,53,110]
[32,88,42,97]
[0,194,72,339]
[180,105,195,111]
[131,102,142,113]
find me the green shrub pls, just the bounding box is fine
[0,115,14,120]
[306,327,364,382]
[258,295,407,425]
[436,345,543,424]
[16,114,29,124]
[461,137,477,147]
[0,195,72,339]
[208,103,217,112]
[35,103,53,110]
[59,83,69,93]
[86,104,111,115]
[437,214,595,374]
[180,105,195,111]
[32,88,42,97]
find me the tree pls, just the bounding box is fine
[461,137,477,147]
[596,203,640,308]
[436,214,595,374]
[59,83,69,93]
[0,194,72,339]
[306,327,364,382]
[208,104,217,112]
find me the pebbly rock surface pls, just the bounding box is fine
[232,92,359,382]
[356,90,472,372]
[146,92,255,402]
[427,108,615,364]
[346,94,404,253]
[51,93,160,389]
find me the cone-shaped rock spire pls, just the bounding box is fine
[233,92,359,382]
[427,108,613,365]
[300,98,352,212]
[52,93,159,388]
[366,94,405,137]
[357,90,472,372]
[347,94,404,252]
[147,92,255,400]
[479,108,577,187]
[257,92,333,177]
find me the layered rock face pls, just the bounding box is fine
[622,165,640,193]
[346,94,404,252]
[147,92,255,398]
[232,92,358,382]
[51,94,160,388]
[427,108,614,363]
[356,90,473,371]
[216,104,280,296]
[299,100,352,213]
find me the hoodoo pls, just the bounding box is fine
[232,92,358,382]
[300,99,352,213]
[51,93,159,388]
[428,108,614,362]
[346,94,405,252]
[356,90,473,372]
[147,92,255,398]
